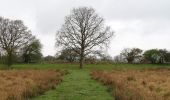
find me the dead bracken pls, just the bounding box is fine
[0,69,66,100]
[91,68,170,100]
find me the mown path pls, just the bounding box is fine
[33,70,113,100]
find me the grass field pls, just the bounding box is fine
[0,63,170,100]
[1,63,169,70]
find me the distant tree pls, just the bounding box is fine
[101,55,113,63]
[144,49,161,64]
[114,55,126,63]
[85,55,97,64]
[121,48,143,63]
[44,55,56,62]
[94,50,113,62]
[167,52,170,62]
[0,17,34,67]
[56,7,114,68]
[159,49,169,63]
[21,39,42,63]
[57,48,78,62]
[0,48,5,64]
[144,49,170,64]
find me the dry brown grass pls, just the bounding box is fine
[91,68,170,100]
[0,69,66,100]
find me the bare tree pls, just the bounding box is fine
[114,55,126,63]
[21,39,42,63]
[121,48,143,63]
[56,48,78,62]
[56,7,114,68]
[0,17,34,67]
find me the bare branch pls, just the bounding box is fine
[56,7,114,68]
[0,17,35,66]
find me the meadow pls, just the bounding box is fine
[0,63,170,100]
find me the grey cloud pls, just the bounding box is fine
[0,0,170,56]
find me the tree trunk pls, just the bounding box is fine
[80,58,83,69]
[79,48,85,69]
[7,51,13,67]
[127,59,133,64]
[80,35,85,69]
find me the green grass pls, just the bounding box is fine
[1,63,169,70]
[32,70,113,100]
[0,63,170,100]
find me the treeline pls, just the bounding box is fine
[42,48,170,64]
[42,49,112,64]
[115,48,170,64]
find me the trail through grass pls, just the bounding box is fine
[1,63,169,100]
[32,69,113,100]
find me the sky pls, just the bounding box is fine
[0,0,169,57]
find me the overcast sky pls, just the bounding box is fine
[0,0,169,57]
